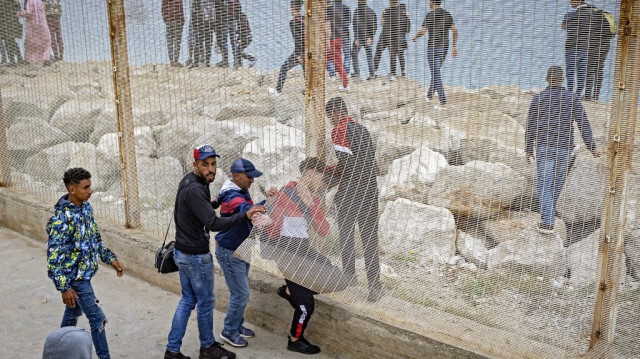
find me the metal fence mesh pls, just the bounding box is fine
[1,0,639,358]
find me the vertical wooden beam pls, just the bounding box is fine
[304,0,327,158]
[106,0,141,228]
[588,0,640,355]
[0,87,11,186]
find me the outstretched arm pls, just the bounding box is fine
[451,24,459,57]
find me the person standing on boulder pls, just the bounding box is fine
[373,0,410,81]
[165,145,266,359]
[325,0,349,90]
[351,0,377,80]
[324,97,384,302]
[17,0,52,64]
[46,168,126,359]
[43,0,63,61]
[161,0,185,67]
[561,0,598,98]
[525,66,600,235]
[412,0,458,110]
[214,158,276,348]
[0,0,24,66]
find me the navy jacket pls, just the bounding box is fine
[174,172,247,255]
[215,179,266,251]
[525,86,596,154]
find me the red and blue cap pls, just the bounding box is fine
[230,158,263,178]
[193,144,220,161]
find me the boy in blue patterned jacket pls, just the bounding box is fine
[46,167,125,359]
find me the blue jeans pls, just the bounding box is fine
[215,245,250,336]
[167,249,216,353]
[327,40,351,77]
[427,47,448,105]
[61,280,110,359]
[351,40,374,78]
[565,49,588,97]
[535,146,570,226]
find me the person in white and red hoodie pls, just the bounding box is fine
[260,157,331,355]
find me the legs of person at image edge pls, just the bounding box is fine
[275,52,301,94]
[336,192,383,302]
[351,41,375,79]
[165,20,184,66]
[285,279,321,355]
[215,245,252,348]
[60,280,111,359]
[584,48,609,101]
[326,38,348,88]
[565,49,588,97]
[166,249,236,359]
[46,15,63,61]
[427,46,448,106]
[535,146,570,232]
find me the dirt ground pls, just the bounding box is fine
[0,227,335,359]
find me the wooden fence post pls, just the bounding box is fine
[0,87,11,186]
[304,0,327,158]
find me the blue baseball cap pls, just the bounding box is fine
[230,158,263,178]
[193,144,220,161]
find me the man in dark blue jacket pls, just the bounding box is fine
[166,145,265,359]
[214,158,276,348]
[525,66,601,234]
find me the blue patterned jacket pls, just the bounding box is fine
[46,194,117,292]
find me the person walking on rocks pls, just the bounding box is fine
[214,158,276,348]
[584,6,616,101]
[43,0,63,61]
[525,66,601,235]
[17,0,52,64]
[0,0,24,66]
[324,97,384,302]
[327,0,351,82]
[269,0,304,96]
[259,157,331,355]
[188,0,215,68]
[46,168,126,359]
[165,145,266,359]
[162,0,185,67]
[413,0,458,110]
[325,0,349,90]
[562,0,598,98]
[351,0,377,80]
[372,0,410,81]
[234,10,256,67]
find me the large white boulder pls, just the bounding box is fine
[568,229,626,286]
[459,137,534,183]
[379,199,457,265]
[7,119,71,154]
[380,146,448,203]
[456,231,489,269]
[428,161,527,219]
[557,149,605,224]
[241,123,306,191]
[487,229,567,276]
[136,156,184,209]
[482,211,568,246]
[50,96,106,142]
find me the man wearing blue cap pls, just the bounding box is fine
[165,146,266,359]
[214,158,276,348]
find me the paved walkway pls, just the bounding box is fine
[0,227,334,359]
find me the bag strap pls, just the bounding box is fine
[162,211,173,247]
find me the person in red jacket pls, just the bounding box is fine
[260,157,330,355]
[162,0,185,67]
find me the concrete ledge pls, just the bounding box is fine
[0,187,489,359]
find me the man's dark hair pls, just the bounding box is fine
[299,157,327,174]
[546,66,564,83]
[63,168,91,188]
[325,97,348,116]
[291,0,303,10]
[432,0,443,5]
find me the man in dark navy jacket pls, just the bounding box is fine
[214,158,276,348]
[526,66,600,235]
[165,145,265,359]
[324,97,383,302]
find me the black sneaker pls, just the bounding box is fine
[536,223,555,234]
[287,336,321,355]
[164,350,191,359]
[199,342,236,359]
[215,61,229,68]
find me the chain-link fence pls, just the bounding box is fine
[1,0,639,358]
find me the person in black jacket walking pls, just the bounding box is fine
[351,0,377,80]
[373,0,410,80]
[269,0,305,96]
[324,97,384,303]
[165,144,266,359]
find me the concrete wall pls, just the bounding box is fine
[0,187,489,359]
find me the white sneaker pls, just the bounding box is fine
[340,85,349,92]
[390,75,397,81]
[267,87,280,97]
[329,76,337,82]
[434,104,447,110]
[424,94,432,103]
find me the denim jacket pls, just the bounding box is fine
[46,194,117,292]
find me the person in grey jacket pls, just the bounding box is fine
[525,66,601,234]
[43,326,92,359]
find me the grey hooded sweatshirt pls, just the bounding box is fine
[43,326,92,359]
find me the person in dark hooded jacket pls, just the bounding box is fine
[0,0,24,65]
